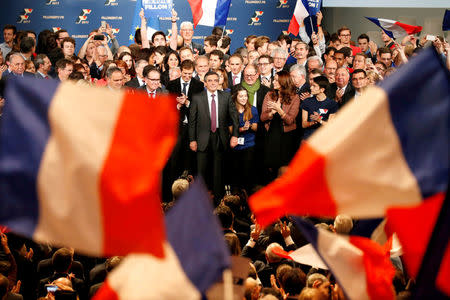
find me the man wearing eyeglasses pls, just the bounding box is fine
[55,29,70,48]
[179,22,204,55]
[337,26,361,56]
[140,65,167,98]
[257,55,274,88]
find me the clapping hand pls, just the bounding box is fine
[310,112,321,122]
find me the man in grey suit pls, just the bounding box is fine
[189,71,239,201]
[34,54,52,79]
[140,65,167,97]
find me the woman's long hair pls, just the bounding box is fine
[232,86,253,121]
[270,70,295,105]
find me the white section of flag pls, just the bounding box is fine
[198,0,219,27]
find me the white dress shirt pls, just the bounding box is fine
[207,90,219,129]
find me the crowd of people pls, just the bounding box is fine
[0,7,449,300]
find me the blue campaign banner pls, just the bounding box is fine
[142,0,173,18]
[307,0,322,16]
[0,0,299,53]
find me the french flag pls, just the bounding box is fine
[249,47,449,227]
[95,179,231,299]
[366,17,423,39]
[288,0,321,36]
[292,217,395,300]
[187,0,231,28]
[0,76,178,257]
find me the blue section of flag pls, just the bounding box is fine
[443,9,450,31]
[379,48,450,199]
[306,0,322,16]
[165,177,231,293]
[214,0,232,27]
[366,17,394,38]
[0,77,59,236]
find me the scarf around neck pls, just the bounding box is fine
[241,79,261,106]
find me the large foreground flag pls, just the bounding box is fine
[443,9,450,31]
[249,47,449,227]
[187,0,232,28]
[95,179,231,299]
[292,217,395,300]
[365,17,423,39]
[288,0,322,36]
[0,77,178,257]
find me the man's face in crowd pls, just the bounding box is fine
[324,60,337,81]
[62,41,75,57]
[205,74,219,93]
[58,64,73,81]
[295,43,308,60]
[135,61,148,78]
[257,57,272,76]
[229,56,243,75]
[272,53,286,70]
[380,53,392,67]
[257,43,269,56]
[352,72,367,90]
[375,62,386,75]
[3,29,15,44]
[27,32,36,42]
[358,38,369,52]
[208,55,221,71]
[9,55,25,75]
[57,31,70,47]
[307,59,321,72]
[97,47,108,64]
[353,55,365,70]
[290,70,305,88]
[243,66,258,85]
[335,68,349,88]
[179,49,193,62]
[153,34,166,47]
[42,57,52,73]
[195,58,209,75]
[181,67,194,83]
[204,41,215,54]
[108,71,124,89]
[308,73,321,87]
[145,70,161,92]
[334,53,346,68]
[324,50,335,61]
[339,30,351,45]
[180,25,194,42]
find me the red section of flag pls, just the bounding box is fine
[350,236,395,300]
[385,193,445,279]
[288,15,300,36]
[187,0,203,28]
[93,281,119,300]
[249,142,337,227]
[396,21,422,35]
[99,91,178,257]
[436,242,450,296]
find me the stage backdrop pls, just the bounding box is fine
[0,0,301,53]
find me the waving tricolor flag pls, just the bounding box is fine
[365,17,422,39]
[288,0,322,36]
[249,47,449,227]
[0,76,178,257]
[187,0,232,28]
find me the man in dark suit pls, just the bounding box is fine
[189,71,239,200]
[140,65,167,97]
[125,59,148,89]
[328,67,355,109]
[34,54,52,79]
[166,59,204,179]
[227,54,244,87]
[1,53,33,80]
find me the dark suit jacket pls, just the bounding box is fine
[189,90,239,152]
[138,86,168,96]
[124,77,144,89]
[190,41,205,55]
[35,72,49,79]
[227,72,243,87]
[37,258,85,280]
[166,77,204,124]
[328,82,355,108]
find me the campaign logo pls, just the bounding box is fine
[225,29,234,35]
[17,8,33,23]
[318,109,328,119]
[76,9,92,24]
[52,27,61,32]
[105,0,118,6]
[46,0,60,5]
[276,0,288,8]
[248,11,263,25]
[112,28,120,34]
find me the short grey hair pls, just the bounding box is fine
[271,47,288,59]
[265,243,283,263]
[97,45,107,54]
[306,273,329,287]
[34,54,48,69]
[106,66,122,79]
[334,214,353,234]
[307,55,323,67]
[290,64,306,77]
[180,21,193,30]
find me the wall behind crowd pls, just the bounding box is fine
[0,0,299,53]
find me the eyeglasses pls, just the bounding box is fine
[147,78,160,82]
[244,73,257,77]
[340,34,351,37]
[257,63,270,66]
